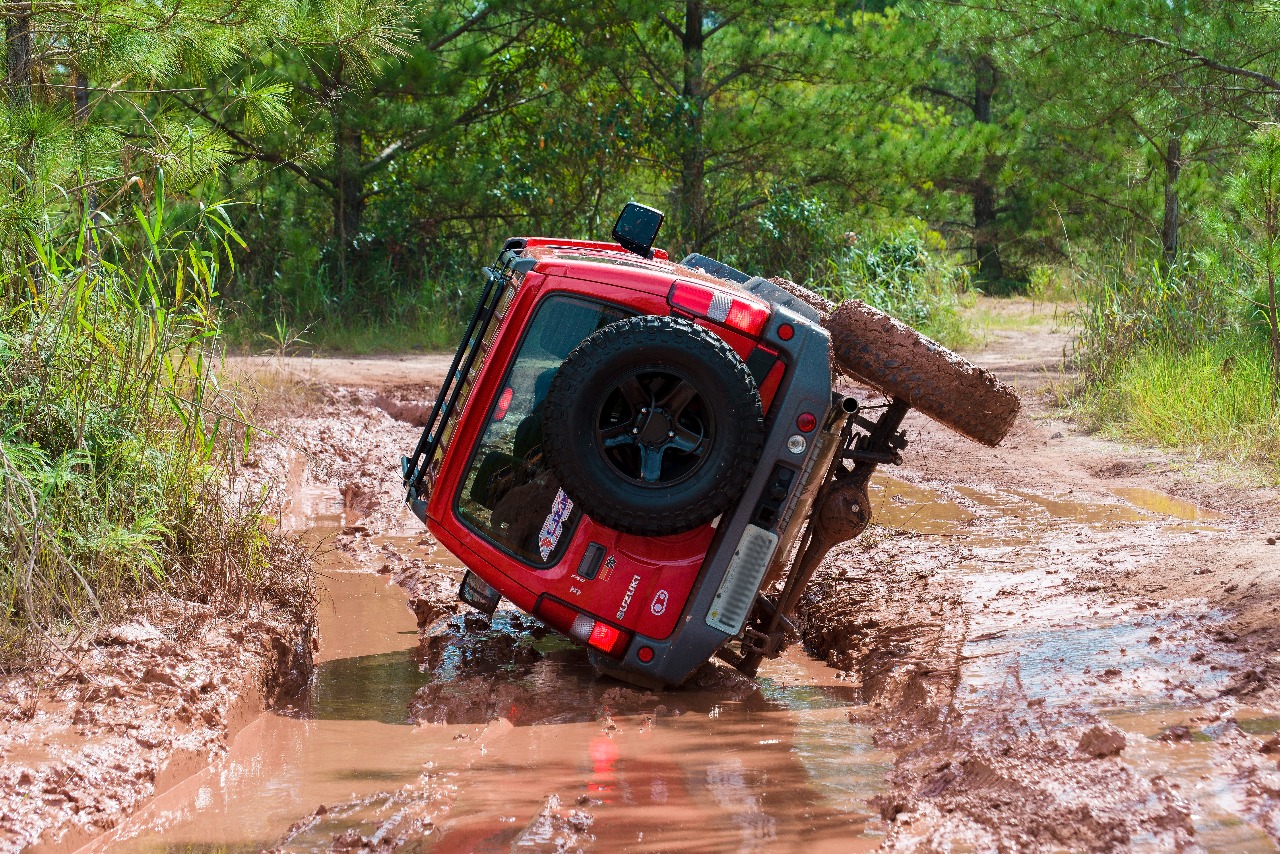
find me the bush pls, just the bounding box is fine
[810,226,972,348]
[1074,255,1240,383]
[0,201,312,666]
[1072,251,1279,481]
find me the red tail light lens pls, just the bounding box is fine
[669,282,771,337]
[533,597,633,659]
[589,622,629,656]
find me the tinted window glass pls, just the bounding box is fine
[456,296,628,564]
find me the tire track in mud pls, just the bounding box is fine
[789,358,1280,849]
[102,350,1277,853]
[271,350,1279,852]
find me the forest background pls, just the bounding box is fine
[2,0,1280,655]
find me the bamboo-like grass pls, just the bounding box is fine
[0,199,313,668]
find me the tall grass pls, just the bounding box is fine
[1072,254,1280,481]
[1082,336,1279,478]
[0,200,312,667]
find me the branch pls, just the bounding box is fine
[423,5,494,52]
[1103,28,1280,93]
[917,84,975,112]
[656,11,684,41]
[704,11,744,40]
[171,95,333,195]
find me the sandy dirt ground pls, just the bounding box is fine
[4,298,1279,851]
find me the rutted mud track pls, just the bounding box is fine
[9,309,1280,851]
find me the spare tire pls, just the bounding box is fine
[826,300,1020,446]
[543,315,765,537]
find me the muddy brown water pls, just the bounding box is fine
[84,472,1277,851]
[89,482,897,853]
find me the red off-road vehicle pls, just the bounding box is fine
[404,203,1018,689]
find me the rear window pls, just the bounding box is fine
[455,295,630,565]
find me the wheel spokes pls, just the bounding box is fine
[669,425,704,454]
[638,446,665,482]
[658,379,698,419]
[599,421,635,449]
[617,376,650,412]
[598,370,711,486]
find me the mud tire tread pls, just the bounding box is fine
[543,315,765,537]
[768,276,835,319]
[826,300,1020,446]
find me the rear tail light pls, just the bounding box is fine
[534,597,632,658]
[669,282,771,337]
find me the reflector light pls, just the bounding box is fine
[571,613,596,643]
[637,646,655,663]
[533,597,632,658]
[669,282,771,337]
[494,387,514,420]
[797,412,817,433]
[777,323,794,341]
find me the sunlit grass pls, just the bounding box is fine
[1077,335,1280,482]
[1,205,314,667]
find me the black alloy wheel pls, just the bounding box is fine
[596,368,711,486]
[543,315,765,537]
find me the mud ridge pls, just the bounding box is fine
[0,602,311,853]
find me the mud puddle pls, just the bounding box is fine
[1102,708,1277,851]
[274,634,893,853]
[95,499,895,852]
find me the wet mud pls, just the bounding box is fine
[0,597,309,853]
[6,333,1280,852]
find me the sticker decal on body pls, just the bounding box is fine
[650,589,669,616]
[537,489,574,561]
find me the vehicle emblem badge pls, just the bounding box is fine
[616,575,642,621]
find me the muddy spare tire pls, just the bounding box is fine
[827,300,1020,446]
[543,315,766,537]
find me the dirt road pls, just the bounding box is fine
[9,299,1280,851]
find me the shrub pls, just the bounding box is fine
[0,200,312,666]
[811,226,972,348]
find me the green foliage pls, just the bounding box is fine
[1204,123,1280,399]
[1074,335,1280,482]
[1075,256,1238,380]
[0,203,309,665]
[744,189,842,280]
[812,226,972,348]
[1073,247,1279,479]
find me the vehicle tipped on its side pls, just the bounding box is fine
[403,203,1018,689]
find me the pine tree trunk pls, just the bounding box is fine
[5,5,31,108]
[972,56,1003,283]
[677,0,706,255]
[1161,135,1182,269]
[333,118,365,246]
[331,108,365,287]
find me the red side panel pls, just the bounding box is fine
[424,274,714,641]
